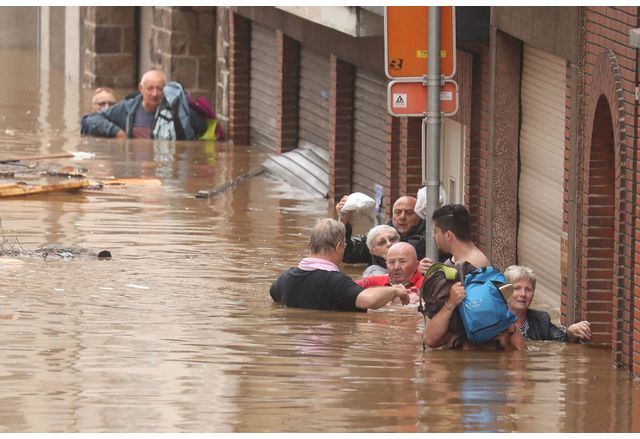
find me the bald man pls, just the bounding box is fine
[356,243,423,305]
[336,195,427,265]
[81,69,194,140]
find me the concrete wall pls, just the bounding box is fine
[492,6,581,65]
[0,7,38,49]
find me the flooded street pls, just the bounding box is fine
[0,48,638,432]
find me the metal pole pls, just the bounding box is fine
[424,6,441,261]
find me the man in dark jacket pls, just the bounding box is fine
[336,195,427,265]
[81,70,192,140]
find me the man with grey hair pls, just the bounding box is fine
[81,69,196,140]
[270,218,411,311]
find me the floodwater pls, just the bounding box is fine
[0,48,638,433]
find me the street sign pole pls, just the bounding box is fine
[424,6,441,262]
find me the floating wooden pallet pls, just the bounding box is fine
[0,179,89,198]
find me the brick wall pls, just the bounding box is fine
[275,31,299,154]
[150,6,215,97]
[384,117,401,217]
[468,45,490,250]
[328,55,355,202]
[581,6,638,372]
[82,6,136,88]
[228,11,251,146]
[399,117,422,198]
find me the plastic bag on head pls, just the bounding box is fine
[415,186,447,219]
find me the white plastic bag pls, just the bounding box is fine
[341,192,376,213]
[415,186,447,219]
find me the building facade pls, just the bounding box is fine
[30,6,640,374]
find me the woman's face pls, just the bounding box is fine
[507,278,535,314]
[370,231,399,258]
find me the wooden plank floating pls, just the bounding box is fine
[102,178,162,187]
[195,167,265,199]
[0,179,89,198]
[0,152,74,163]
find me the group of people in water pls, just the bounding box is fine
[270,194,592,351]
[81,69,219,142]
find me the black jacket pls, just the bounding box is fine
[524,309,569,342]
[343,218,427,266]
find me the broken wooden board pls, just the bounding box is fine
[0,179,89,197]
[195,167,264,199]
[0,152,74,163]
[101,178,162,187]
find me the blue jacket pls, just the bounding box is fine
[81,93,191,140]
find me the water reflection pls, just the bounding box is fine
[0,47,637,432]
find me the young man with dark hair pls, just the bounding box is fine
[423,204,526,351]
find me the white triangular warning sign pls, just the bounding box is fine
[393,93,407,108]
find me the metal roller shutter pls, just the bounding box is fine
[352,70,387,197]
[298,48,330,150]
[250,23,277,150]
[517,45,566,308]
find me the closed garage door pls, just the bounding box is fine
[298,48,330,150]
[517,45,566,308]
[250,23,277,151]
[352,70,387,197]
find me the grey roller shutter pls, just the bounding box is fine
[298,48,330,150]
[352,70,387,197]
[517,45,566,308]
[250,23,277,151]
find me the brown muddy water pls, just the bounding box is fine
[0,49,638,433]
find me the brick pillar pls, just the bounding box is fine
[468,46,490,249]
[150,6,215,97]
[385,116,401,217]
[228,11,250,146]
[328,55,355,202]
[82,6,136,88]
[399,117,422,197]
[215,7,230,138]
[275,31,299,154]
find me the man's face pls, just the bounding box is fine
[507,279,534,314]
[91,90,117,112]
[139,73,165,112]
[392,198,419,236]
[431,224,449,253]
[386,245,418,285]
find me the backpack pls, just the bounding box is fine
[458,266,517,344]
[419,261,470,340]
[163,81,195,140]
[420,262,517,345]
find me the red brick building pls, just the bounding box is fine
[80,6,640,374]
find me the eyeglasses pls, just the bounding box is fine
[374,235,399,247]
[94,100,116,107]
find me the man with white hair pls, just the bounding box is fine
[81,69,195,140]
[270,218,411,312]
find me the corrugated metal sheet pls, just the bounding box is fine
[250,23,278,151]
[517,45,566,308]
[298,48,330,151]
[262,144,329,198]
[352,69,387,198]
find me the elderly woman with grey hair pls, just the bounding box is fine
[504,265,592,342]
[360,224,401,278]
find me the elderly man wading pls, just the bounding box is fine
[270,218,411,312]
[81,70,195,140]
